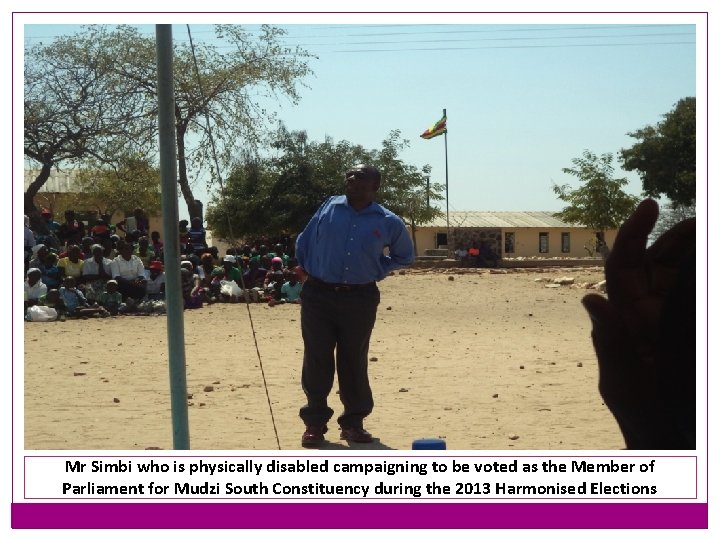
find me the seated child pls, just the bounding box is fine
[58,276,108,317]
[38,289,66,321]
[180,265,203,309]
[97,279,124,315]
[268,270,302,307]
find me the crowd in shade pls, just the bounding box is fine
[23,207,302,321]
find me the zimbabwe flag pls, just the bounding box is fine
[420,114,447,139]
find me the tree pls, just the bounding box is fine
[553,150,640,245]
[23,27,152,231]
[101,24,315,219]
[67,154,162,221]
[206,128,370,239]
[24,24,314,224]
[619,97,696,207]
[205,129,443,244]
[373,130,444,254]
[649,202,696,244]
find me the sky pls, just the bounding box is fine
[6,3,718,540]
[18,11,701,222]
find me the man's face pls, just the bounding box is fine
[345,167,380,201]
[27,271,41,286]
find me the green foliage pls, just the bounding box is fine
[649,202,696,244]
[24,24,315,220]
[553,150,640,232]
[23,25,153,216]
[619,97,696,207]
[373,130,445,228]
[206,129,443,240]
[69,155,162,218]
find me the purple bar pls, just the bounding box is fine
[11,502,708,529]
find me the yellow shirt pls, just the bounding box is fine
[57,257,84,279]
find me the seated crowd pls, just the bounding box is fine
[24,208,302,321]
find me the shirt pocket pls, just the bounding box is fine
[362,230,387,256]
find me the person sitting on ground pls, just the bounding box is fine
[213,255,244,302]
[265,265,286,304]
[134,236,156,267]
[273,243,290,266]
[264,257,285,286]
[268,269,303,307]
[40,252,64,290]
[582,198,696,450]
[180,261,203,309]
[24,215,36,272]
[79,236,94,260]
[196,252,219,302]
[57,210,86,248]
[145,260,166,301]
[81,244,113,303]
[24,268,47,310]
[110,241,147,303]
[178,220,190,254]
[58,276,107,318]
[38,289,65,320]
[57,244,85,282]
[28,244,49,271]
[150,231,164,260]
[40,207,61,237]
[97,280,124,315]
[90,217,111,242]
[242,257,267,290]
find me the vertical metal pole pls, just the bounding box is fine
[443,108,450,250]
[156,24,190,450]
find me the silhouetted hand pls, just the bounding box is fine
[582,199,696,449]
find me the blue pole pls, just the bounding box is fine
[156,24,190,450]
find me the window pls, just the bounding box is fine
[436,233,448,248]
[561,232,570,253]
[539,232,549,253]
[504,232,515,254]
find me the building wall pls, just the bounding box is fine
[32,192,164,242]
[413,226,618,258]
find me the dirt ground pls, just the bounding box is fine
[22,266,626,451]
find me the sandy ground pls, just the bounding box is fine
[22,266,626,451]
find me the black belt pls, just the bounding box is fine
[305,275,375,292]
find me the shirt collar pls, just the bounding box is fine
[334,195,385,215]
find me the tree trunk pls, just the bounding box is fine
[24,163,53,236]
[175,123,201,220]
[410,217,418,257]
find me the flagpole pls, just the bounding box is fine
[443,108,449,252]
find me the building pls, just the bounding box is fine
[413,211,618,259]
[23,168,162,236]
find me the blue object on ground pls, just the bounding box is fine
[412,438,447,450]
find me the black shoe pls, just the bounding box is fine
[301,425,328,447]
[340,426,373,443]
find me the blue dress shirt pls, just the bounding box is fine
[296,195,415,284]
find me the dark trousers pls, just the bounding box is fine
[299,281,380,429]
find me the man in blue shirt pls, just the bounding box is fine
[295,164,415,447]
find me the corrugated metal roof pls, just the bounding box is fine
[423,211,581,228]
